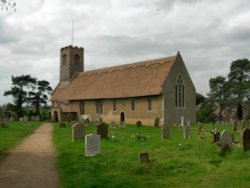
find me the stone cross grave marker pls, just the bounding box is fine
[242,128,250,151]
[138,153,150,163]
[72,123,85,141]
[96,123,108,139]
[85,134,101,156]
[162,126,169,139]
[220,130,233,152]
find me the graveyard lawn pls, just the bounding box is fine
[0,122,42,162]
[53,123,250,188]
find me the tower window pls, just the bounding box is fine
[175,75,185,108]
[62,54,67,66]
[74,54,80,65]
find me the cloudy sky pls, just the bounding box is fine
[0,0,250,105]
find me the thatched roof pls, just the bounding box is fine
[52,53,178,101]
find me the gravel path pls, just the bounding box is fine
[0,123,61,188]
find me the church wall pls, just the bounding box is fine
[71,95,163,126]
[163,54,196,126]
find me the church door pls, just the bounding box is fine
[120,112,125,122]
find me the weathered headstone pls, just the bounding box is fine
[110,121,116,129]
[162,126,169,139]
[136,121,142,127]
[85,134,101,156]
[120,121,126,128]
[96,123,108,139]
[154,117,160,127]
[138,153,150,163]
[9,117,14,122]
[220,130,233,152]
[2,118,9,128]
[59,122,66,128]
[183,124,190,139]
[23,116,29,122]
[181,116,184,126]
[72,123,85,141]
[19,117,23,122]
[212,128,220,143]
[242,128,250,151]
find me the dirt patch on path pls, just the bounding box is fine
[0,123,61,188]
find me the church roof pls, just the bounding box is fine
[51,53,178,101]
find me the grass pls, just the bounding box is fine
[53,123,250,188]
[0,121,42,162]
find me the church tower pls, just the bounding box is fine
[60,45,84,83]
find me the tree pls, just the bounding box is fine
[208,76,228,123]
[28,80,52,115]
[196,93,206,107]
[228,59,250,120]
[4,75,37,117]
[196,99,217,124]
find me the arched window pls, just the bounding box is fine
[62,54,67,66]
[74,54,80,65]
[175,75,185,108]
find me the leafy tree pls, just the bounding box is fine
[4,75,37,117]
[196,93,206,107]
[196,99,217,124]
[208,76,228,123]
[228,59,250,120]
[28,80,52,115]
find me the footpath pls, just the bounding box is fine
[0,123,61,188]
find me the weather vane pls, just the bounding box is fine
[0,0,16,12]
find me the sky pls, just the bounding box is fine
[0,0,250,105]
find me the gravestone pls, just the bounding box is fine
[59,122,66,128]
[110,121,116,129]
[154,117,160,127]
[136,121,142,127]
[2,118,9,128]
[220,130,233,152]
[242,128,250,151]
[212,128,220,143]
[72,123,85,141]
[96,123,108,139]
[85,134,101,156]
[19,117,23,122]
[9,117,14,122]
[36,115,40,121]
[138,153,150,163]
[23,116,29,122]
[183,124,190,139]
[181,116,184,126]
[120,121,126,128]
[162,126,169,139]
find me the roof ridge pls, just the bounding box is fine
[79,54,177,76]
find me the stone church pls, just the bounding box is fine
[51,45,196,126]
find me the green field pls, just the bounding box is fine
[0,121,42,162]
[54,123,250,188]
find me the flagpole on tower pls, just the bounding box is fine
[72,20,74,46]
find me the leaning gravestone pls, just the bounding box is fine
[242,128,250,151]
[72,123,85,141]
[162,126,169,139]
[220,130,233,152]
[85,134,101,156]
[138,153,150,163]
[96,123,108,139]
